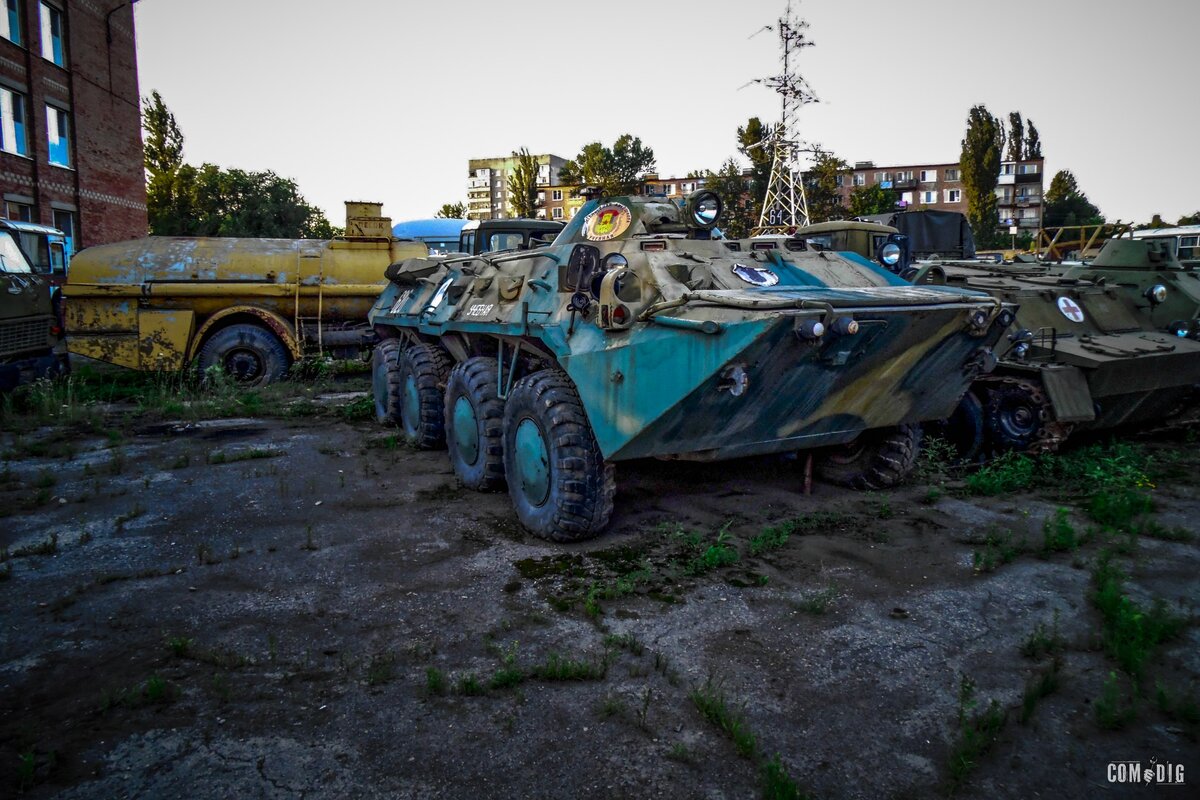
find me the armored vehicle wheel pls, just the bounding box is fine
[926,390,985,463]
[395,343,452,449]
[371,338,403,425]
[502,371,615,541]
[817,424,921,490]
[197,323,289,386]
[445,357,506,491]
[983,378,1061,453]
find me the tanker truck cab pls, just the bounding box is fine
[63,202,427,384]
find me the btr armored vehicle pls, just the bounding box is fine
[794,219,1200,457]
[1,226,63,391]
[368,191,1012,540]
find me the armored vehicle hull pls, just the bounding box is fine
[370,193,1011,540]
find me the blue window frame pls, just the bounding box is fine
[1,87,27,156]
[2,0,20,45]
[46,104,69,166]
[39,2,64,67]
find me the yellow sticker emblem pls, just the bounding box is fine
[583,203,632,242]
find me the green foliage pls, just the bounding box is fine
[686,526,739,575]
[1137,213,1173,230]
[804,148,848,223]
[792,586,838,615]
[1024,120,1042,159]
[946,674,1007,792]
[1043,170,1103,228]
[1006,112,1024,162]
[143,92,337,238]
[960,105,1005,248]
[737,117,776,225]
[973,529,1027,572]
[761,754,807,800]
[558,134,656,197]
[966,451,1037,495]
[435,202,466,219]
[848,183,896,216]
[1091,550,1186,680]
[1095,671,1136,729]
[749,520,793,555]
[1020,616,1064,659]
[1177,211,1200,226]
[365,653,397,685]
[1040,508,1080,555]
[1088,489,1154,531]
[455,673,485,696]
[507,147,540,218]
[532,652,606,682]
[1019,658,1061,724]
[424,667,447,696]
[689,679,757,758]
[705,158,754,238]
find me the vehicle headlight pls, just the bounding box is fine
[1169,319,1189,337]
[1146,284,1168,304]
[685,190,722,229]
[879,242,902,266]
[602,253,628,269]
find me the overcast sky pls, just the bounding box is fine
[133,0,1199,227]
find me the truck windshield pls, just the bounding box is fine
[0,232,33,273]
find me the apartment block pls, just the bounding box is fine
[540,173,709,222]
[0,0,146,250]
[466,153,568,221]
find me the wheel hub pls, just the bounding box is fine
[513,417,550,507]
[224,348,263,381]
[452,395,480,465]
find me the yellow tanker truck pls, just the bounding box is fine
[63,203,426,384]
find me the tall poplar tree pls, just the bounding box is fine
[1006,112,1024,162]
[507,148,540,218]
[960,105,1005,248]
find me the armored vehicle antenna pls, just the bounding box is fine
[749,1,819,236]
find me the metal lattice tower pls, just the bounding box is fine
[749,2,819,236]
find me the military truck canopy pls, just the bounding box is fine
[861,209,976,259]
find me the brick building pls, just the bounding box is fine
[541,173,709,222]
[0,0,146,252]
[466,153,567,221]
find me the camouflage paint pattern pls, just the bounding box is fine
[370,195,1011,462]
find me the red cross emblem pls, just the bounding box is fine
[1057,296,1085,323]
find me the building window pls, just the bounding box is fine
[40,2,65,67]
[853,173,865,187]
[568,207,578,218]
[1178,236,1197,260]
[896,170,913,181]
[664,183,675,195]
[945,189,962,203]
[4,199,32,221]
[552,189,562,201]
[920,190,937,204]
[1,88,28,156]
[2,0,21,45]
[46,104,70,166]
[1000,163,1016,176]
[53,208,76,253]
[919,169,937,183]
[944,168,960,182]
[1018,163,1040,175]
[834,175,844,188]
[552,207,563,220]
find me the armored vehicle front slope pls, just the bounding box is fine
[369,191,1012,540]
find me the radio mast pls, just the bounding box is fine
[749,1,819,235]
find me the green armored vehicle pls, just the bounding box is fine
[1,226,63,391]
[793,220,1200,456]
[368,191,1013,540]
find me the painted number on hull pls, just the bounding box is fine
[465,303,495,318]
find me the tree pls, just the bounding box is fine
[804,148,848,223]
[140,93,338,238]
[737,117,775,226]
[1137,214,1171,230]
[848,183,897,217]
[436,202,466,219]
[960,105,1005,248]
[557,134,655,197]
[1024,120,1042,159]
[704,159,754,238]
[507,148,540,218]
[1178,211,1200,226]
[1042,170,1103,228]
[1006,112,1024,162]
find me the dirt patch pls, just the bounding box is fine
[1,410,1197,799]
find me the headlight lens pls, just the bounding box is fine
[685,190,723,229]
[1147,284,1168,304]
[879,242,902,266]
[602,253,628,269]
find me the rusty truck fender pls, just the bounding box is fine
[188,306,303,361]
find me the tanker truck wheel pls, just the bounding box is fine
[395,343,452,449]
[444,357,506,491]
[197,324,289,386]
[371,338,404,425]
[817,424,921,490]
[502,370,615,541]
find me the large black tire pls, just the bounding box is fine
[197,323,290,386]
[371,338,403,425]
[395,343,452,449]
[817,424,921,490]
[444,357,506,491]
[926,390,985,463]
[985,381,1049,452]
[502,370,615,541]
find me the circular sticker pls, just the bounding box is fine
[1056,296,1085,323]
[583,203,632,242]
[731,264,779,287]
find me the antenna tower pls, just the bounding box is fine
[749,1,819,235]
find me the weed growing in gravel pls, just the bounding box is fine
[532,652,607,682]
[761,754,808,800]
[301,525,318,551]
[597,695,626,719]
[1095,671,1136,730]
[1091,550,1185,680]
[455,673,486,696]
[791,587,838,615]
[1087,489,1153,531]
[972,529,1027,572]
[1019,658,1062,724]
[11,533,58,558]
[945,674,1007,792]
[425,667,447,696]
[686,525,739,575]
[690,679,756,758]
[1154,682,1200,729]
[603,632,645,656]
[166,636,193,657]
[967,451,1036,495]
[1020,615,1064,659]
[749,520,793,555]
[366,653,397,685]
[665,742,694,764]
[115,503,145,531]
[1040,508,1081,555]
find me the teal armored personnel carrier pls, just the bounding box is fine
[368,191,1013,540]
